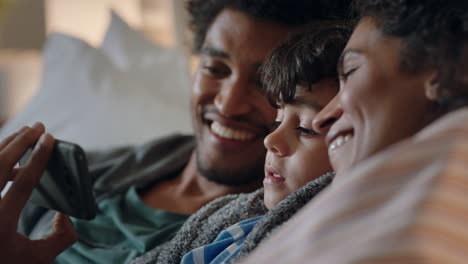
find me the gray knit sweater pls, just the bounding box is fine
[132,172,334,264]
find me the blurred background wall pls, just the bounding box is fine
[0,0,190,123]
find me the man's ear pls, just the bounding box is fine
[424,72,440,101]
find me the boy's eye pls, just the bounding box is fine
[296,126,318,136]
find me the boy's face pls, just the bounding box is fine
[263,79,337,209]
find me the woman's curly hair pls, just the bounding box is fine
[186,0,352,53]
[354,0,468,112]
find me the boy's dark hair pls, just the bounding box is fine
[260,21,352,107]
[354,0,468,111]
[186,0,352,53]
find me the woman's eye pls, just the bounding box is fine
[296,126,318,136]
[339,67,357,82]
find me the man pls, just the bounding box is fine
[240,0,468,263]
[0,1,350,263]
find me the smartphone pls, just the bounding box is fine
[19,139,97,220]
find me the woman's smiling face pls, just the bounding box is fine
[312,17,438,175]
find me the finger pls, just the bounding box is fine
[0,126,28,151]
[0,127,30,190]
[30,213,77,263]
[1,133,54,219]
[0,123,45,171]
[0,168,19,193]
[0,123,45,193]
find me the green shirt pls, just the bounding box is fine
[55,186,189,264]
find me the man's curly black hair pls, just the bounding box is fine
[260,21,352,107]
[186,0,352,53]
[354,0,468,112]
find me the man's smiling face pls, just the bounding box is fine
[191,8,293,186]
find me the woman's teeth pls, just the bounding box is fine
[210,121,255,141]
[329,133,353,151]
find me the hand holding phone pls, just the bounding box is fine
[19,139,97,220]
[0,124,77,263]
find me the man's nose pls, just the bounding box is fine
[214,77,252,117]
[313,95,343,135]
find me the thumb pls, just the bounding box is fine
[31,213,78,263]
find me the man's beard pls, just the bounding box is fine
[195,149,265,186]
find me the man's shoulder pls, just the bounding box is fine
[90,134,196,200]
[86,134,195,167]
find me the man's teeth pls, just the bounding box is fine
[329,133,353,151]
[210,122,255,141]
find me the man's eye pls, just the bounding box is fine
[202,64,230,78]
[296,126,318,136]
[203,66,222,74]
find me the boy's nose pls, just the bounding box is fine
[264,127,289,157]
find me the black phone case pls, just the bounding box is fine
[19,140,97,220]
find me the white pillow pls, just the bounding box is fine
[0,11,192,151]
[101,11,167,70]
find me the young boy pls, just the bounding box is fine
[131,21,351,264]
